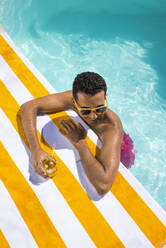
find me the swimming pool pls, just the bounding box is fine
[1,0,166,211]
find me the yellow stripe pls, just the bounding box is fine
[156,239,166,248]
[0,230,10,248]
[1,33,166,246]
[0,142,66,247]
[0,81,124,247]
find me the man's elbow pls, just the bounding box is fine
[96,171,117,195]
[20,101,37,115]
[20,102,29,114]
[96,183,112,196]
[96,163,119,195]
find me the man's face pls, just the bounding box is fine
[75,91,106,124]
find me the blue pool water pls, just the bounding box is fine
[1,0,166,211]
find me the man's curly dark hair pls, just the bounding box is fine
[72,72,107,100]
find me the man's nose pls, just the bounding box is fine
[89,111,97,120]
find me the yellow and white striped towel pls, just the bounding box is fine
[0,24,166,248]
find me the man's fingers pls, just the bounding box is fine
[60,120,71,131]
[68,119,77,129]
[35,161,48,178]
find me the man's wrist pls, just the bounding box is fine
[31,143,41,153]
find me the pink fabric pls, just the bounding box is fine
[120,130,136,169]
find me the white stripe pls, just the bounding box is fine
[0,56,33,105]
[0,180,38,248]
[0,54,161,246]
[0,109,96,248]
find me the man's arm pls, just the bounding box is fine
[20,90,73,177]
[20,90,72,152]
[75,126,123,195]
[59,119,123,195]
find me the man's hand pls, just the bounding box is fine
[31,147,52,178]
[59,119,87,147]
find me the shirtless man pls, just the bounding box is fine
[20,72,123,195]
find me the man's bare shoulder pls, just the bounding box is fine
[107,109,123,129]
[100,109,123,145]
